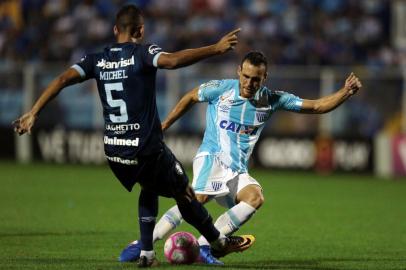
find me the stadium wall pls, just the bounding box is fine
[17,127,373,174]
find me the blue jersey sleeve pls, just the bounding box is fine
[141,44,164,68]
[197,80,226,103]
[272,90,303,112]
[71,54,95,80]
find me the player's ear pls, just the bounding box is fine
[113,25,119,36]
[132,25,144,40]
[139,24,144,39]
[237,65,242,76]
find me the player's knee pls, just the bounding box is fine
[237,185,264,209]
[196,194,209,204]
[244,192,264,209]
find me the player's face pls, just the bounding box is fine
[238,61,267,98]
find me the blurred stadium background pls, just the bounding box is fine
[1,1,406,269]
[1,0,406,177]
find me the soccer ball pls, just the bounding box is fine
[164,231,200,264]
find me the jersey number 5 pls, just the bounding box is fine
[104,82,128,123]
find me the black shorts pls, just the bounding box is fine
[107,144,189,198]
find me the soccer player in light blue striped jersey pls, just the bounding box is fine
[120,51,362,264]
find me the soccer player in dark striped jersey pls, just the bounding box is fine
[13,4,254,267]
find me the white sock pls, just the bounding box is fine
[198,201,256,246]
[140,250,155,260]
[208,233,226,250]
[152,205,183,242]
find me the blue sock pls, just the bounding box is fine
[138,189,158,251]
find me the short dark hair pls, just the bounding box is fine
[241,51,268,71]
[115,5,144,35]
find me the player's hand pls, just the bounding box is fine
[215,28,241,53]
[12,112,37,135]
[344,72,362,95]
[161,121,169,132]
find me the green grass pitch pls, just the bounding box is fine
[0,162,405,270]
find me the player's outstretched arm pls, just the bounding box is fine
[12,68,83,135]
[161,87,200,131]
[300,72,362,114]
[157,28,241,69]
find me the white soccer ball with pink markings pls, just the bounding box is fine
[164,231,200,264]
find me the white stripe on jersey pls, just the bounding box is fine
[71,64,86,78]
[153,52,164,68]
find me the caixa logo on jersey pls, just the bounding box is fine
[96,56,135,69]
[256,111,268,122]
[219,120,259,135]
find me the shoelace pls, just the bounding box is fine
[226,236,244,246]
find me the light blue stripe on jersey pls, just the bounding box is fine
[198,80,225,154]
[194,155,214,192]
[200,103,221,153]
[276,91,303,111]
[71,64,86,78]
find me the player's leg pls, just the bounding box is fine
[212,186,261,236]
[119,151,254,263]
[119,150,220,263]
[172,184,254,258]
[197,174,262,258]
[119,194,212,263]
[159,148,253,259]
[152,205,182,242]
[187,157,256,261]
[137,188,159,267]
[153,153,220,243]
[152,194,211,242]
[107,160,151,263]
[215,184,263,236]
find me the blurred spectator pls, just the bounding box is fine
[0,0,396,68]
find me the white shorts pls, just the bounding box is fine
[191,154,262,208]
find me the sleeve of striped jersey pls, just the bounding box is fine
[71,54,94,79]
[142,44,163,68]
[197,80,225,102]
[276,91,303,111]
